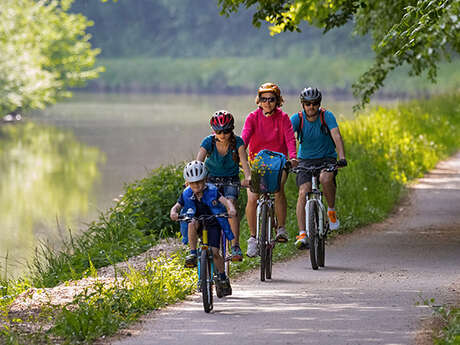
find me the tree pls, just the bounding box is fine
[219,0,460,108]
[0,0,102,114]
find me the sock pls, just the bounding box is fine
[190,249,197,256]
[328,207,335,212]
[219,272,226,280]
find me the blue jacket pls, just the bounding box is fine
[179,183,234,244]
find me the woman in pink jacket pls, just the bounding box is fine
[241,82,298,257]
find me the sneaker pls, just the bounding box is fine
[295,232,309,250]
[328,210,340,231]
[215,277,232,298]
[184,253,197,268]
[231,245,243,262]
[246,237,258,257]
[275,227,288,243]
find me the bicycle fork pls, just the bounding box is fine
[256,197,274,248]
[305,195,327,238]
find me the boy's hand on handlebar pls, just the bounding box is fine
[170,211,179,221]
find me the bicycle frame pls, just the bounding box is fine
[306,174,328,238]
[256,193,275,243]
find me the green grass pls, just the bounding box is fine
[2,93,460,343]
[90,57,460,97]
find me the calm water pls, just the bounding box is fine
[1,92,370,277]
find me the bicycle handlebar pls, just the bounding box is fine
[176,213,229,223]
[290,162,338,175]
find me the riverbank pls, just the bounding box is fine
[85,57,460,97]
[1,93,459,344]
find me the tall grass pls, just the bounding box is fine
[90,57,460,97]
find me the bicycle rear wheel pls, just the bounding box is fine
[308,202,319,270]
[200,250,213,313]
[223,237,231,277]
[259,203,268,281]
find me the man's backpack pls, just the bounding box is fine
[296,108,335,148]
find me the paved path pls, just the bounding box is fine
[110,153,460,345]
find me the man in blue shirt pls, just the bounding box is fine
[290,87,347,249]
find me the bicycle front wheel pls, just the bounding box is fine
[308,202,319,270]
[259,203,268,281]
[265,208,275,280]
[200,250,213,313]
[318,232,326,267]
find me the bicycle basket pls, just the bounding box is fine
[250,150,286,194]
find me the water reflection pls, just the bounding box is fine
[0,122,105,277]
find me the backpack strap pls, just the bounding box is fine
[319,108,336,148]
[296,111,304,144]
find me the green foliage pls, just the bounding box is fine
[51,255,195,343]
[0,0,103,114]
[433,306,460,345]
[70,0,367,59]
[218,0,460,108]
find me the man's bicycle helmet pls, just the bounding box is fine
[210,110,234,131]
[183,160,207,183]
[300,87,322,103]
[257,82,284,106]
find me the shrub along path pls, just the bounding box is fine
[109,152,460,345]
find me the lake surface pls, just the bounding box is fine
[1,92,380,277]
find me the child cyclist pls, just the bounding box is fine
[170,160,237,296]
[196,110,251,261]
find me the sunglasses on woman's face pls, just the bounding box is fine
[303,101,320,107]
[260,97,276,103]
[215,129,232,135]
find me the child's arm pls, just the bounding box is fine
[218,196,237,218]
[170,202,182,221]
[238,145,251,187]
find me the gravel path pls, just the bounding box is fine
[107,152,460,345]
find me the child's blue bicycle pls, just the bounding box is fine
[178,213,230,313]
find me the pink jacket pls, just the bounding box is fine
[241,107,297,161]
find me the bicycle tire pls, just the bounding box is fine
[265,208,275,279]
[200,250,213,313]
[318,233,326,267]
[308,202,319,270]
[224,238,231,277]
[259,203,268,281]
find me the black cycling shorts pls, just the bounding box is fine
[296,157,337,187]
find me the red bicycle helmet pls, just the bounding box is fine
[210,110,235,131]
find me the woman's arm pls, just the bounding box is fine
[218,196,237,217]
[238,145,251,187]
[196,147,208,161]
[283,115,297,160]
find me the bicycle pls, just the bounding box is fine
[250,172,284,281]
[292,162,337,270]
[177,212,230,313]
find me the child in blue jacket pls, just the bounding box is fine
[170,160,236,296]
